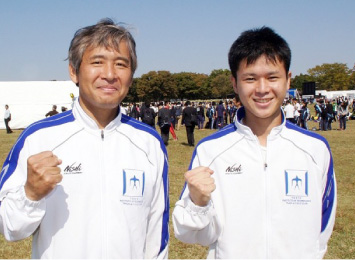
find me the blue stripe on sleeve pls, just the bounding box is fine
[321,156,335,232]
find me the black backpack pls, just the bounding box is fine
[143,108,154,125]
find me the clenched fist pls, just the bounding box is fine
[185,166,215,207]
[25,151,63,201]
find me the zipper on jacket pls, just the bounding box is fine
[99,130,108,257]
[260,144,269,258]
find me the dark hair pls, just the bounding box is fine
[228,26,291,79]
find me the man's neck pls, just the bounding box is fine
[243,112,282,147]
[79,100,119,129]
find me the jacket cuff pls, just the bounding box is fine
[186,196,213,215]
[15,185,46,214]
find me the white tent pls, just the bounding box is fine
[1,81,79,129]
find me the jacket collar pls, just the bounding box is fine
[72,98,122,132]
[234,106,285,140]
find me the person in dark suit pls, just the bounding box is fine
[158,101,171,146]
[182,100,197,146]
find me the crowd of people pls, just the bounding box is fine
[282,96,354,131]
[117,98,242,146]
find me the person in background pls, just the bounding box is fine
[129,102,139,119]
[216,100,225,129]
[300,100,310,130]
[175,102,183,130]
[170,102,177,130]
[338,100,349,130]
[228,100,236,123]
[158,101,171,146]
[141,101,156,129]
[210,101,216,129]
[0,18,169,259]
[324,99,333,130]
[284,99,295,123]
[292,98,301,125]
[173,26,336,259]
[45,105,59,117]
[4,104,13,134]
[197,102,205,130]
[182,100,197,146]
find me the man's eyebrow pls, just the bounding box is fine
[88,55,130,63]
[115,56,130,64]
[240,71,281,77]
[240,73,257,77]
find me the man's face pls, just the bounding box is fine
[232,55,291,124]
[69,42,133,115]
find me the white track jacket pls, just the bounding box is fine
[0,99,169,258]
[173,107,336,259]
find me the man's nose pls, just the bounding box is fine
[102,63,116,81]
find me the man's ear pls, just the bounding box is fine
[286,71,292,91]
[231,75,238,94]
[69,64,79,85]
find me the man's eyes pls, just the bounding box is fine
[116,61,129,68]
[90,60,129,68]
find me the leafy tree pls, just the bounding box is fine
[349,70,355,90]
[136,71,177,101]
[124,78,139,102]
[173,72,196,100]
[208,69,232,98]
[307,63,351,90]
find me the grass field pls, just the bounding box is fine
[0,119,354,259]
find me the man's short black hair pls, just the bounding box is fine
[228,26,291,79]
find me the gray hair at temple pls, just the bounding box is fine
[68,18,137,76]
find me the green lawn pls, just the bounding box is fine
[0,119,354,258]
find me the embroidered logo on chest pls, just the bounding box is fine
[63,162,82,174]
[225,163,243,174]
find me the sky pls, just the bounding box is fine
[0,0,354,81]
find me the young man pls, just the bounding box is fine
[173,27,336,259]
[0,19,169,259]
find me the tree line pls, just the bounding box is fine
[125,63,355,102]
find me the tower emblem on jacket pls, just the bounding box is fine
[121,169,145,206]
[283,170,311,205]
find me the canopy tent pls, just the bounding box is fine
[286,88,300,99]
[1,81,79,129]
